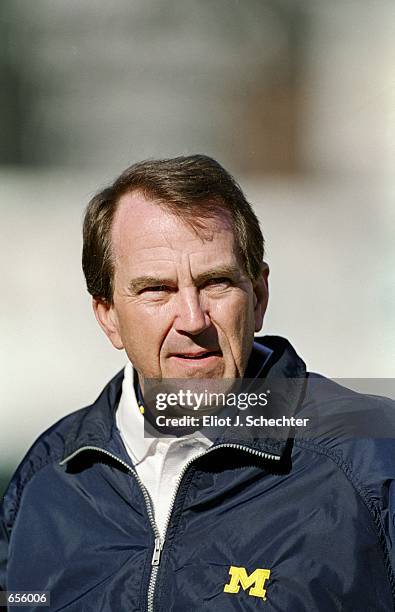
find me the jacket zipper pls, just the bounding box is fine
[61,443,279,612]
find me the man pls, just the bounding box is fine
[1,155,394,611]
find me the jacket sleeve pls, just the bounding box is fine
[0,468,25,599]
[0,508,8,593]
[0,484,12,608]
[389,479,395,572]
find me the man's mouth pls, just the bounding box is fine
[171,350,222,360]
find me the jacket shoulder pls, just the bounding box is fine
[1,405,91,524]
[1,368,124,525]
[297,374,395,518]
[299,373,395,460]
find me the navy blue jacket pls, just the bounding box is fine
[1,337,395,611]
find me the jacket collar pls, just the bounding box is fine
[62,335,306,463]
[214,336,307,458]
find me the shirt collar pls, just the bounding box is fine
[116,361,156,464]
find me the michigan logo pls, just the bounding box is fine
[224,566,271,600]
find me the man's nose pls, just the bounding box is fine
[173,288,209,335]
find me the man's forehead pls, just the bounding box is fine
[112,191,236,252]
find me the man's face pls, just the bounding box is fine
[94,192,268,384]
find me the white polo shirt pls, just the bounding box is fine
[116,362,212,538]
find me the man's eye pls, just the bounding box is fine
[141,285,170,294]
[205,277,232,287]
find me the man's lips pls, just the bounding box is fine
[169,350,222,360]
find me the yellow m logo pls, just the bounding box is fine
[224,566,271,600]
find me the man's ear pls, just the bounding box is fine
[253,263,269,333]
[92,298,124,350]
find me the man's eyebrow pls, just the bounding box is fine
[194,265,241,285]
[128,276,174,293]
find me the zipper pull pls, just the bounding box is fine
[151,537,162,566]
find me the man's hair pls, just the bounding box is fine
[82,154,264,303]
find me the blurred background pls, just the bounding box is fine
[1,0,394,494]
